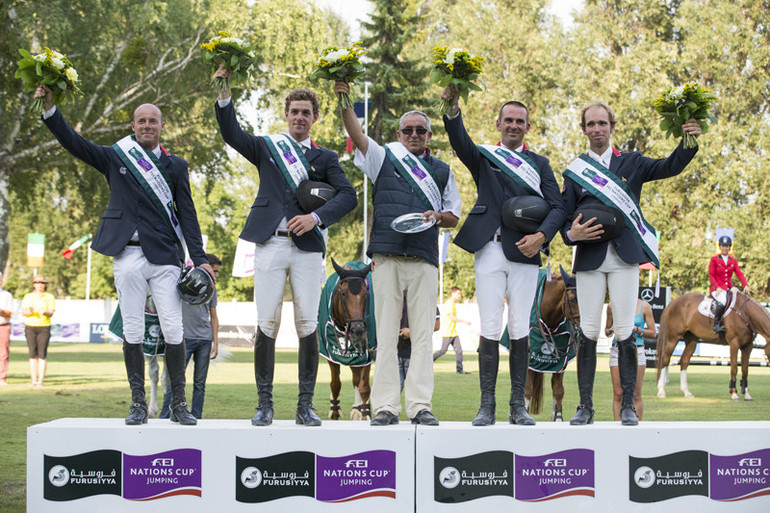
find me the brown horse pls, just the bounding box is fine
[656,291,770,400]
[323,259,374,421]
[525,267,580,421]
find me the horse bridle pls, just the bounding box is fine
[333,274,369,353]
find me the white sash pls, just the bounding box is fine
[477,144,543,197]
[113,135,186,262]
[263,134,310,188]
[262,134,326,252]
[385,142,443,211]
[564,154,659,268]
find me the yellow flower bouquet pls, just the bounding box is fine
[309,42,366,109]
[430,47,485,114]
[201,31,257,95]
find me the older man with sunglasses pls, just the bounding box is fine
[335,81,461,426]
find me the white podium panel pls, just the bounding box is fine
[416,421,770,512]
[27,419,414,512]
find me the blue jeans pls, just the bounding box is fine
[159,338,212,419]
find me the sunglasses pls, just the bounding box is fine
[400,126,428,136]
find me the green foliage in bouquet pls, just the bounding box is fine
[309,42,366,109]
[15,48,83,113]
[429,46,485,113]
[651,82,718,148]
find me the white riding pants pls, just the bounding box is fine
[576,245,639,341]
[474,241,540,340]
[113,246,183,345]
[253,231,325,339]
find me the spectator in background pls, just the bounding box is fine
[398,298,441,391]
[434,286,472,374]
[160,254,221,419]
[21,275,55,387]
[0,272,13,386]
[605,299,656,420]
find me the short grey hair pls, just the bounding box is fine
[398,110,431,132]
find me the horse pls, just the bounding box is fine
[145,353,167,418]
[524,267,580,421]
[656,291,770,400]
[318,259,375,421]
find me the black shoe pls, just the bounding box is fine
[125,402,148,425]
[713,323,727,333]
[370,410,399,426]
[251,407,274,426]
[457,370,471,374]
[471,405,495,426]
[569,404,595,425]
[620,406,639,426]
[170,402,197,425]
[509,405,536,426]
[296,404,322,426]
[411,409,439,425]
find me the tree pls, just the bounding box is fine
[359,0,433,143]
[1,0,255,288]
[2,0,353,299]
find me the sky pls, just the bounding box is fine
[314,0,584,38]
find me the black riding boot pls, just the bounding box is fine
[252,328,275,426]
[570,332,597,425]
[472,337,499,426]
[617,334,639,426]
[711,300,726,333]
[123,342,148,425]
[509,337,536,425]
[166,342,196,425]
[296,332,322,426]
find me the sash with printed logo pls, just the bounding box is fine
[112,135,185,263]
[385,142,444,211]
[564,154,659,268]
[263,134,326,252]
[477,144,543,198]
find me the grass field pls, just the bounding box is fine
[1,342,769,512]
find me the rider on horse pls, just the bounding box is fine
[709,235,749,333]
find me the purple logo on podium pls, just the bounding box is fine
[316,450,396,502]
[515,449,595,501]
[123,449,201,500]
[710,449,770,501]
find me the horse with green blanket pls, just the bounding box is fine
[502,267,579,421]
[318,259,375,420]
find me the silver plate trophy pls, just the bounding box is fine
[390,212,436,234]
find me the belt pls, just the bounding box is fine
[126,240,141,246]
[274,229,291,238]
[490,234,502,242]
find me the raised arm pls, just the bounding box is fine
[334,81,369,156]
